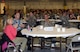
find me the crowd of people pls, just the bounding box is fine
[0,9,80,52]
[2,9,80,27]
[25,9,80,20]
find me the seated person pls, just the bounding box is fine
[41,14,54,27]
[41,14,56,48]
[1,17,27,52]
[26,12,37,50]
[60,12,70,28]
[13,12,25,37]
[1,17,18,52]
[27,12,37,27]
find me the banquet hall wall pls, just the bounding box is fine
[0,1,80,15]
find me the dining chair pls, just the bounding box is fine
[7,42,22,52]
[44,37,61,50]
[31,37,41,51]
[45,37,53,49]
[66,35,80,52]
[32,37,53,50]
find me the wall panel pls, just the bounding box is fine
[0,1,80,10]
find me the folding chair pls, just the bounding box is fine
[31,37,41,51]
[66,35,80,52]
[1,33,27,52]
[7,37,27,52]
[1,33,14,52]
[6,42,22,52]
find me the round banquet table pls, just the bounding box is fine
[21,26,80,52]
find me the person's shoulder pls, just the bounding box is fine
[7,25,12,27]
[4,25,12,29]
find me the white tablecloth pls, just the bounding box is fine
[37,19,80,22]
[21,27,80,38]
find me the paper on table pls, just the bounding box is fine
[44,27,53,31]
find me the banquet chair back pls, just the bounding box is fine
[72,35,80,42]
[7,42,22,52]
[1,33,23,52]
[32,37,41,49]
[66,35,80,52]
[1,33,14,52]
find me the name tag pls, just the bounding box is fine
[44,27,53,31]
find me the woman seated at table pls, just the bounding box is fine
[13,12,25,37]
[1,17,27,52]
[0,17,18,52]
